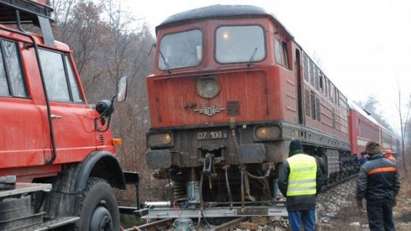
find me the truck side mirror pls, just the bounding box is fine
[116,76,128,102]
[96,100,114,117]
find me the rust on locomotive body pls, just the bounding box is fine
[145,5,358,205]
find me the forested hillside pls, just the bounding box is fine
[50,0,164,202]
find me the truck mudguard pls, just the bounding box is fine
[74,151,126,192]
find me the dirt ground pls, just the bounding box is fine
[319,176,411,231]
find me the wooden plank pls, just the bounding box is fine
[0,183,51,198]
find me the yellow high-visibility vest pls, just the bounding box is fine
[286,153,317,196]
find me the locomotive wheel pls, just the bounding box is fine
[77,177,120,231]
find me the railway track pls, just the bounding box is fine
[125,175,358,231]
[322,174,357,191]
[127,217,248,231]
[124,219,173,231]
[212,217,249,230]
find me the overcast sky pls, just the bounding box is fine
[123,0,411,133]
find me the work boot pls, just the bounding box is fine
[0,175,16,190]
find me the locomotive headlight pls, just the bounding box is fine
[196,77,220,99]
[255,126,281,141]
[147,133,173,148]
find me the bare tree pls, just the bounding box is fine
[406,115,411,167]
[49,0,165,202]
[50,0,78,39]
[357,96,393,130]
[397,90,411,173]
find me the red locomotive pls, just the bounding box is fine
[145,4,397,218]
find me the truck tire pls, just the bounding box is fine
[77,177,120,231]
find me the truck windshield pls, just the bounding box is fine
[158,29,202,70]
[216,25,265,63]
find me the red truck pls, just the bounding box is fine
[0,1,137,230]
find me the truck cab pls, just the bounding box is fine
[0,1,134,230]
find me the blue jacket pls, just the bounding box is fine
[356,153,400,204]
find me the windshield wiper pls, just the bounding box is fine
[159,49,172,74]
[247,47,258,67]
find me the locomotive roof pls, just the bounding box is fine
[156,4,293,38]
[347,100,393,135]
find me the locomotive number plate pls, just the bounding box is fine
[197,130,228,140]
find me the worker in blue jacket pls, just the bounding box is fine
[357,142,400,231]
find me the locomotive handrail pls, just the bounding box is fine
[148,65,271,80]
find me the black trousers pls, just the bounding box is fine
[366,201,395,231]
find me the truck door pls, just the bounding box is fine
[0,38,49,170]
[37,48,96,163]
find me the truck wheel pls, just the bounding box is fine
[78,177,120,231]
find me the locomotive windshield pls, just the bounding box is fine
[216,25,265,63]
[158,29,203,70]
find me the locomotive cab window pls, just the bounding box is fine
[38,49,83,103]
[216,25,265,63]
[0,39,27,97]
[158,29,203,70]
[274,39,289,68]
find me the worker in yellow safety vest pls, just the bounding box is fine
[278,140,324,231]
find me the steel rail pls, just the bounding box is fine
[124,218,173,231]
[213,217,248,231]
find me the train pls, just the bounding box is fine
[144,5,398,214]
[349,102,398,157]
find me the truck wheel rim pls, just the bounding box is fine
[90,205,113,231]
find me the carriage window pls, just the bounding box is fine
[216,25,265,63]
[305,89,311,117]
[310,92,321,122]
[309,61,315,86]
[159,29,202,70]
[336,90,340,106]
[274,40,289,68]
[327,80,332,99]
[319,74,324,91]
[303,54,309,81]
[311,91,316,120]
[0,39,26,97]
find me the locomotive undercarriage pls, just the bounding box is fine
[144,122,359,218]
